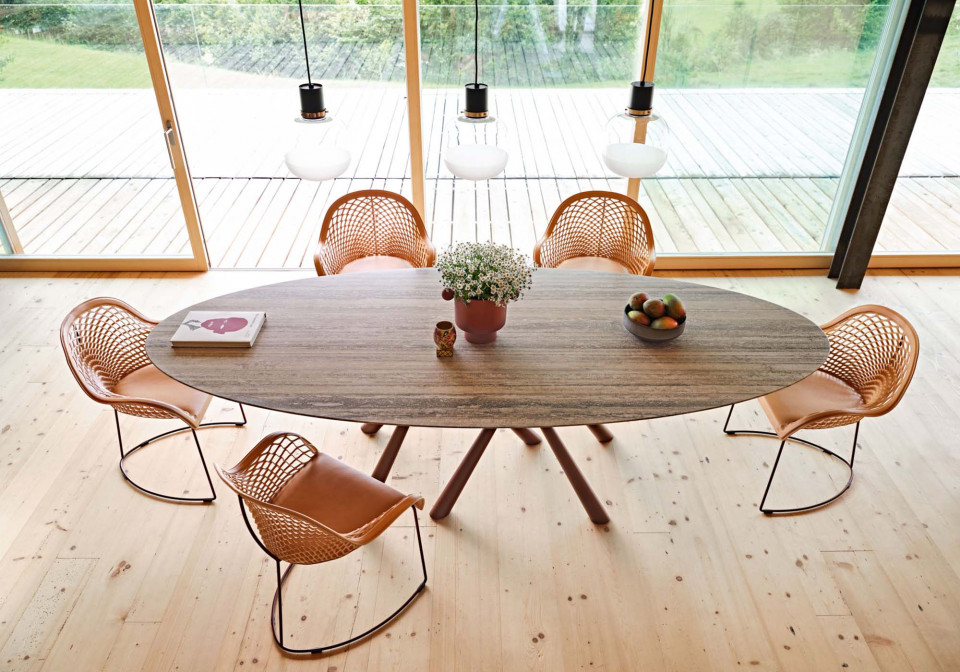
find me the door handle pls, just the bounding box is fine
[163,120,176,171]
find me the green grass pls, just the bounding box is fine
[0,36,152,88]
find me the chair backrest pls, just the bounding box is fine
[535,191,656,275]
[315,190,436,275]
[216,432,361,564]
[819,305,919,416]
[60,297,155,404]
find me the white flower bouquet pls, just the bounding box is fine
[436,242,535,306]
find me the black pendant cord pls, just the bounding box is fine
[474,0,479,85]
[641,0,656,82]
[297,0,312,86]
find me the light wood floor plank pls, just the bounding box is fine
[0,269,958,671]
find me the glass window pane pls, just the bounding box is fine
[421,0,900,257]
[0,1,195,258]
[154,1,409,268]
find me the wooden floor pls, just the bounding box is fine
[1,269,958,671]
[1,87,958,262]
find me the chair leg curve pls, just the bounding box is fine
[723,405,859,515]
[269,506,428,656]
[114,403,247,504]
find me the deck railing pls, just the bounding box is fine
[3,1,946,90]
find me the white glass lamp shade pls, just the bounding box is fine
[285,116,351,182]
[443,115,509,181]
[602,112,670,178]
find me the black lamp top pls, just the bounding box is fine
[299,82,326,119]
[628,81,655,114]
[464,83,489,117]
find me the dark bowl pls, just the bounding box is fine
[622,305,685,342]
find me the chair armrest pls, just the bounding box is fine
[313,246,327,275]
[780,407,872,438]
[109,393,203,427]
[347,494,425,546]
[422,238,437,267]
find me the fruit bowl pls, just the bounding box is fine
[622,305,685,342]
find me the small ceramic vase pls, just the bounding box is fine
[434,320,456,357]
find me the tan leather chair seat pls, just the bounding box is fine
[271,453,407,534]
[758,371,864,439]
[340,255,414,274]
[113,364,212,426]
[555,256,630,274]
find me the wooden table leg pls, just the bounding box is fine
[361,423,383,435]
[587,424,614,443]
[511,428,542,445]
[371,425,409,482]
[540,427,610,524]
[430,428,497,520]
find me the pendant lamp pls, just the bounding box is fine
[442,0,508,181]
[602,0,669,179]
[284,0,351,182]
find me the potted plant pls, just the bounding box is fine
[437,242,534,343]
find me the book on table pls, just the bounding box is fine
[170,311,266,348]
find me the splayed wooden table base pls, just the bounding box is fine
[365,423,608,523]
[430,427,609,524]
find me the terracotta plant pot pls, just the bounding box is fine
[453,299,507,344]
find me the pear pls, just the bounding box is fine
[664,294,686,320]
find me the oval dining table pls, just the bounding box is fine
[146,268,829,525]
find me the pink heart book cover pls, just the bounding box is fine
[170,311,266,348]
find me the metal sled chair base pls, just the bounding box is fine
[114,404,246,504]
[263,506,427,656]
[723,404,859,515]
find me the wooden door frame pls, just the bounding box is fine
[0,189,23,255]
[0,0,207,272]
[402,0,427,219]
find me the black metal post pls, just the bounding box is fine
[831,0,956,288]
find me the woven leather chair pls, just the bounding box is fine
[535,190,656,444]
[216,432,426,655]
[313,190,436,276]
[724,305,919,514]
[534,190,656,276]
[60,297,246,503]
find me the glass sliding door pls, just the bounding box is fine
[417,0,906,263]
[419,0,647,253]
[632,0,907,258]
[874,5,959,257]
[153,0,410,268]
[0,0,206,269]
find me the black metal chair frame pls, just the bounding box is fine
[237,498,428,656]
[114,403,246,504]
[723,404,859,515]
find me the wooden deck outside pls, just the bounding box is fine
[1,87,958,265]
